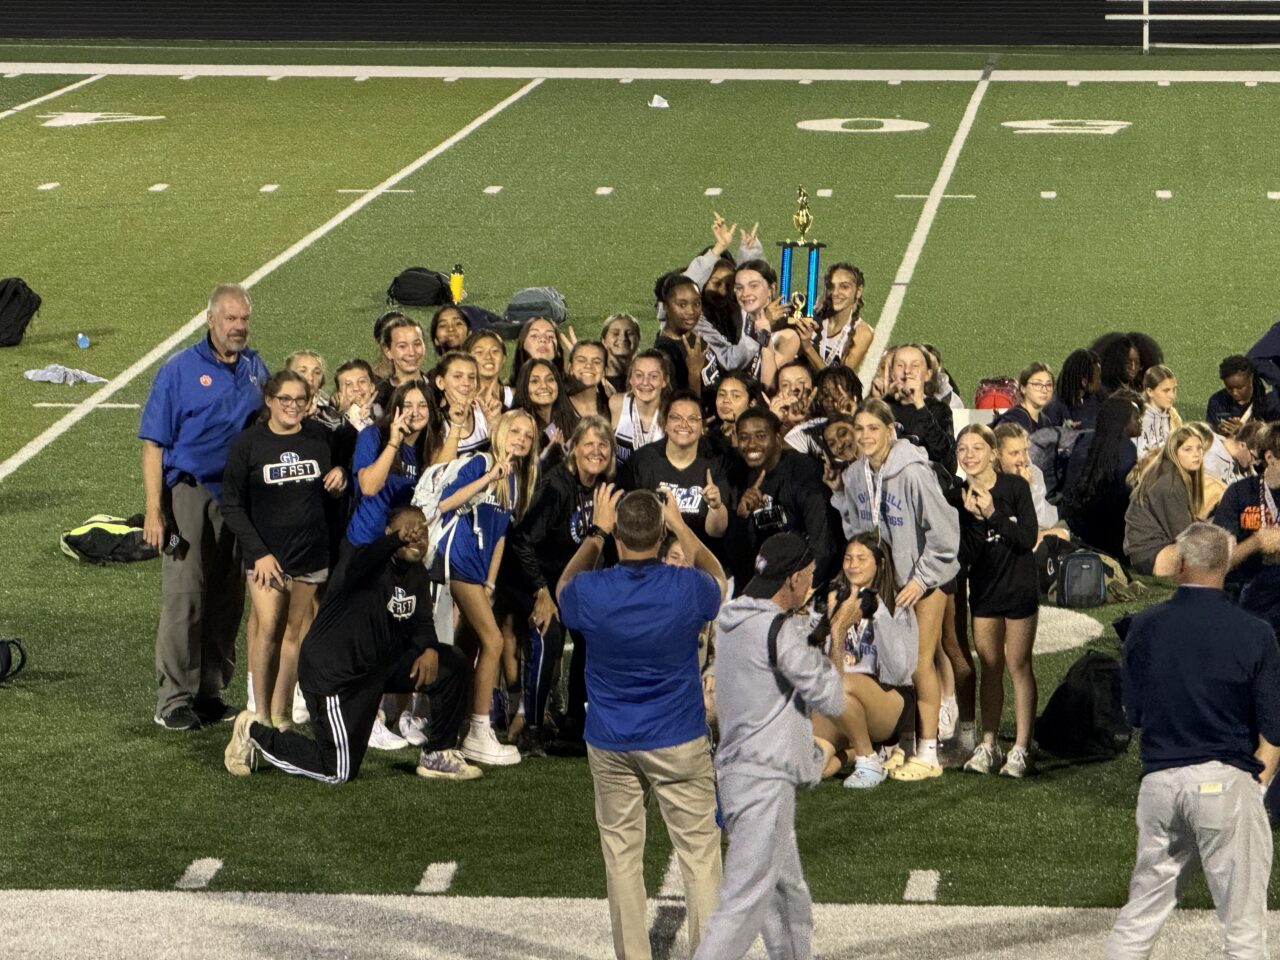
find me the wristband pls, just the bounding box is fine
[587,524,611,541]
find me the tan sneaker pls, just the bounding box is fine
[223,710,256,776]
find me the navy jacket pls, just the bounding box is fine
[1123,586,1280,778]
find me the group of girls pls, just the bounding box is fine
[214,210,1263,787]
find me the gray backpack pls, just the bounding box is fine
[505,286,567,327]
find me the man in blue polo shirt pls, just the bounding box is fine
[1107,522,1280,960]
[558,485,726,960]
[139,283,269,731]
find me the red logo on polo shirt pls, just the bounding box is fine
[199,375,212,387]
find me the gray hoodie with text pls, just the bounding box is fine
[832,440,960,591]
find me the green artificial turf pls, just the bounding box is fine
[0,50,1271,904]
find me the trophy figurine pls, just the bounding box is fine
[786,292,808,327]
[777,186,826,319]
[793,186,813,244]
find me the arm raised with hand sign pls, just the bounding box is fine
[703,467,728,537]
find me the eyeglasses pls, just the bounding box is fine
[667,415,702,428]
[272,395,308,408]
[1025,380,1054,390]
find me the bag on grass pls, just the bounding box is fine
[387,267,452,307]
[505,286,568,327]
[0,638,27,683]
[1034,650,1132,761]
[0,277,42,347]
[974,377,1020,410]
[1052,550,1108,609]
[60,513,160,565]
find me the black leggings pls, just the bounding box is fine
[522,618,587,736]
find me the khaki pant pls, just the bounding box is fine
[154,482,244,717]
[588,737,723,960]
[1107,760,1272,960]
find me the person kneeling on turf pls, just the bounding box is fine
[224,506,479,782]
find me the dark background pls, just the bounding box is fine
[1,0,1278,47]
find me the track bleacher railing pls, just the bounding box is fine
[1107,0,1280,52]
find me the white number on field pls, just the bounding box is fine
[796,118,930,134]
[1001,119,1131,136]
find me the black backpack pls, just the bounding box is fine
[0,277,41,347]
[387,267,451,307]
[1034,650,1132,761]
[59,513,160,565]
[0,639,27,683]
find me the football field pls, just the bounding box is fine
[1,39,1278,957]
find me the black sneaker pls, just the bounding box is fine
[194,698,237,725]
[516,725,547,758]
[155,704,202,731]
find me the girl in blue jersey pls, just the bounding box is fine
[347,382,434,546]
[435,409,539,766]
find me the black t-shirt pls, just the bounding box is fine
[618,439,733,549]
[220,420,334,575]
[960,472,1039,617]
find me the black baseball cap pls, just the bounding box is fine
[743,532,815,599]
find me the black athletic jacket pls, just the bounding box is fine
[298,532,437,694]
[506,463,598,593]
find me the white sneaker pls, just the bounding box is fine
[461,723,521,766]
[368,714,409,751]
[291,683,310,725]
[938,696,958,741]
[399,713,428,747]
[1000,745,1033,779]
[963,741,1004,775]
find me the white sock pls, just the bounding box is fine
[470,713,491,733]
[916,738,938,766]
[957,722,976,751]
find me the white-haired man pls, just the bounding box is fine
[1107,522,1280,960]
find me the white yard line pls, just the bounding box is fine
[414,862,458,894]
[174,858,223,890]
[3,62,1280,82]
[656,852,683,901]
[32,402,140,410]
[0,889,1257,960]
[0,77,543,485]
[0,73,103,121]
[903,869,940,902]
[857,73,990,385]
[0,62,980,81]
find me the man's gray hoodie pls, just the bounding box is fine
[713,596,845,786]
[832,439,960,591]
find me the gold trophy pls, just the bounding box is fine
[793,186,813,244]
[786,292,808,327]
[777,186,825,319]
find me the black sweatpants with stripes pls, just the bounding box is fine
[250,643,469,783]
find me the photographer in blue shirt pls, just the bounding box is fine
[139,284,269,731]
[558,485,726,960]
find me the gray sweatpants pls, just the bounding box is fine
[1106,760,1272,960]
[693,770,813,960]
[154,482,244,717]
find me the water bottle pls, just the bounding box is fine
[76,333,90,349]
